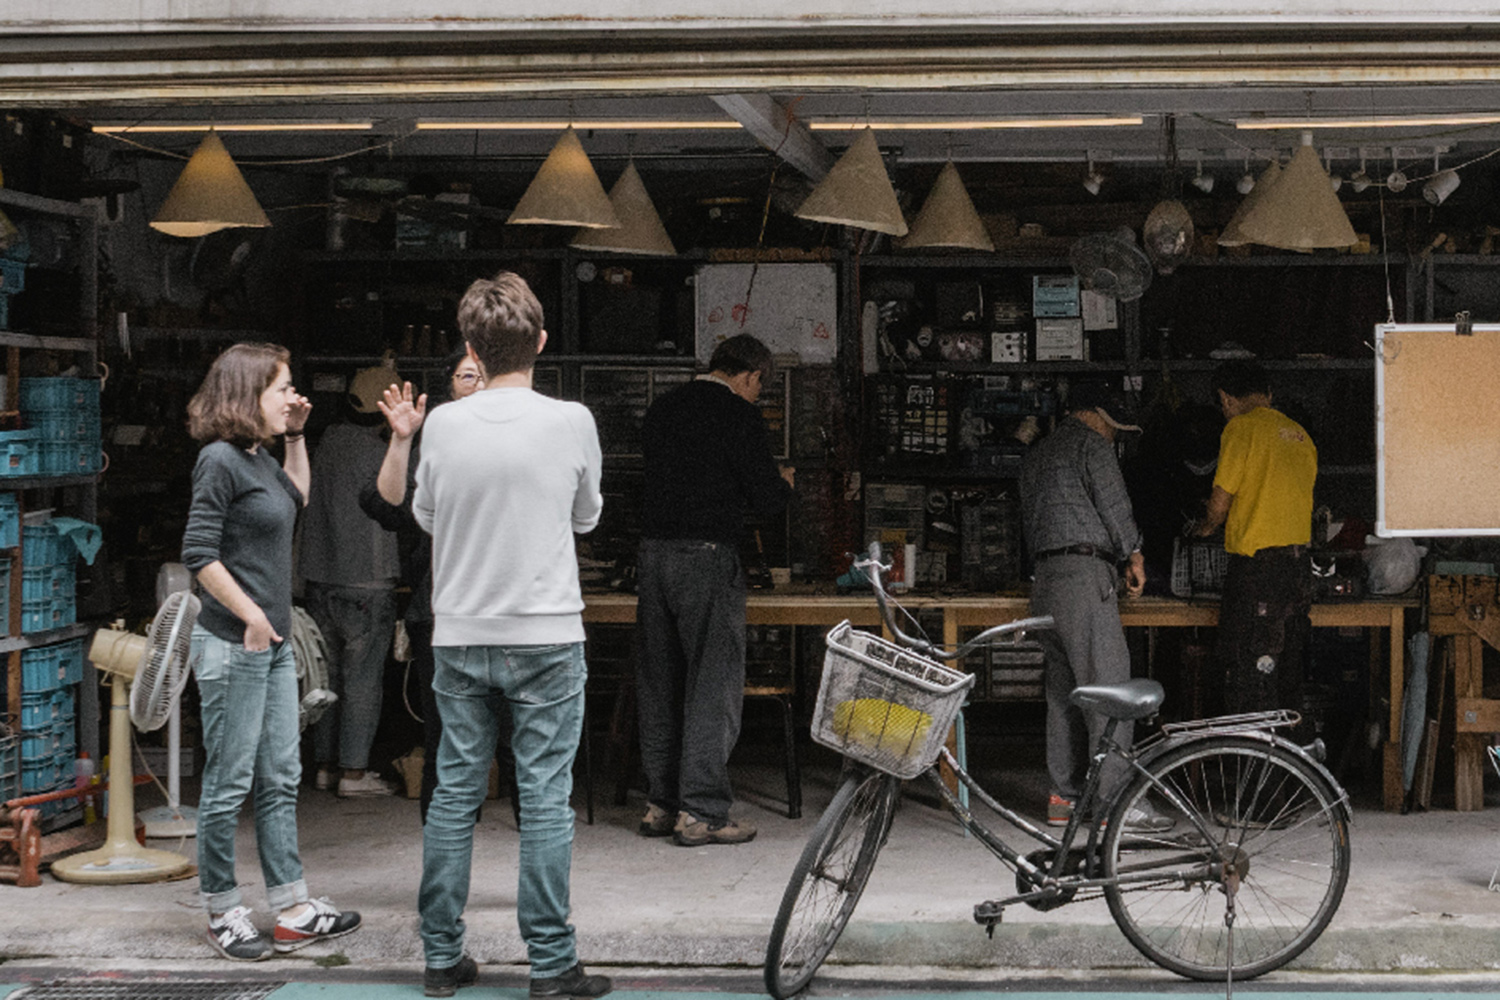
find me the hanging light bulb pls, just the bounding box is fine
[1325,149,1343,193]
[1350,151,1371,193]
[1422,152,1461,206]
[1082,153,1104,196]
[1191,153,1215,193]
[1236,156,1256,195]
[1385,149,1408,193]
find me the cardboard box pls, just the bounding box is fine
[1032,274,1080,318]
[991,330,1026,363]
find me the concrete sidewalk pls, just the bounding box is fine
[4,760,1500,978]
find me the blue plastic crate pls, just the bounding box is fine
[20,726,63,762]
[53,596,76,630]
[0,293,9,332]
[19,378,100,413]
[53,684,76,723]
[0,429,38,478]
[56,638,85,685]
[22,565,59,601]
[19,689,59,729]
[0,492,18,548]
[0,259,25,296]
[20,642,67,690]
[38,441,94,476]
[31,411,96,443]
[20,755,59,793]
[22,522,63,567]
[20,598,49,634]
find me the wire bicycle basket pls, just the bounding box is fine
[813,620,975,779]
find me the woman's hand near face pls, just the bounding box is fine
[286,394,312,435]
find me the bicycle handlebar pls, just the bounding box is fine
[855,541,1052,661]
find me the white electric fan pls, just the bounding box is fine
[51,588,199,884]
[138,563,197,838]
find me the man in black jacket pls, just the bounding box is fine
[636,334,794,847]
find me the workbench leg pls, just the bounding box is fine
[938,610,962,796]
[1454,634,1486,812]
[1384,610,1407,812]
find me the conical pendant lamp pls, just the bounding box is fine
[1218,161,1282,247]
[149,130,270,238]
[899,161,993,251]
[794,127,908,237]
[508,126,620,229]
[1235,134,1357,251]
[570,161,676,255]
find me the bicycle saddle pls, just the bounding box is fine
[1069,678,1164,720]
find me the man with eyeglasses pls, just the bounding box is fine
[635,334,795,847]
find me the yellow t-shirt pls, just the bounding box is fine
[1213,406,1317,557]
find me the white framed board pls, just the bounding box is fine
[1375,322,1500,536]
[694,263,838,364]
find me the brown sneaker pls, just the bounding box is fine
[638,803,675,838]
[673,812,757,847]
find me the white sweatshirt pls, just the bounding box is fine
[413,386,603,647]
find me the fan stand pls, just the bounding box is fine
[51,673,192,884]
[138,700,197,839]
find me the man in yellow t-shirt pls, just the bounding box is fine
[1193,360,1316,728]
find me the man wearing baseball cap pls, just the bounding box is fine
[1020,381,1169,833]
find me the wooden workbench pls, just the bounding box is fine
[583,589,1415,808]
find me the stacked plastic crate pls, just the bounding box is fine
[17,637,85,817]
[20,377,103,477]
[21,519,75,633]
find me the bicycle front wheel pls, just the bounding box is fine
[1102,735,1350,981]
[764,766,901,999]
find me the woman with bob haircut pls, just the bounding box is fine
[181,342,363,961]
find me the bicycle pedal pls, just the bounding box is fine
[973,900,1005,931]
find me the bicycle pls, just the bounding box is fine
[764,544,1352,997]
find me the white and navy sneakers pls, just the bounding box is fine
[272,896,363,953]
[206,905,273,962]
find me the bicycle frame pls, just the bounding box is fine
[850,542,1349,915]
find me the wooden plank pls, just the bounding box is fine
[1383,740,1404,811]
[1455,696,1500,732]
[1454,635,1485,811]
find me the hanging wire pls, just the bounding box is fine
[94,126,421,166]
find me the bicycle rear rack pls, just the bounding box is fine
[1158,709,1301,739]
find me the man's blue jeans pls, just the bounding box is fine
[419,642,586,976]
[306,582,397,771]
[191,625,309,914]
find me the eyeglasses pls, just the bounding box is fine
[453,373,482,385]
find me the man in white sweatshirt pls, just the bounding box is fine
[410,271,609,1000]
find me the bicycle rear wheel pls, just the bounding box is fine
[1102,735,1350,981]
[764,766,901,999]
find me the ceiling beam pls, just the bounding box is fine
[711,93,833,181]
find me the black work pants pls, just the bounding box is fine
[635,537,747,825]
[1215,546,1311,735]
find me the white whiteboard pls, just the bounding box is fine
[1375,322,1500,536]
[694,263,838,364]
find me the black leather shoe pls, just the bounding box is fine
[529,962,613,999]
[424,955,479,998]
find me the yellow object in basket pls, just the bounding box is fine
[832,698,933,752]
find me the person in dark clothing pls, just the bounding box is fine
[359,346,488,824]
[636,334,794,847]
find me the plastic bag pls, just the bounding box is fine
[1364,536,1427,595]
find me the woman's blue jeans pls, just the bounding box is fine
[418,642,586,976]
[191,624,309,914]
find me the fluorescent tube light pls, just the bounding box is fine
[95,122,374,133]
[1236,114,1500,130]
[417,120,741,131]
[808,117,1144,130]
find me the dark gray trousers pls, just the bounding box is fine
[1030,554,1134,803]
[635,538,747,825]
